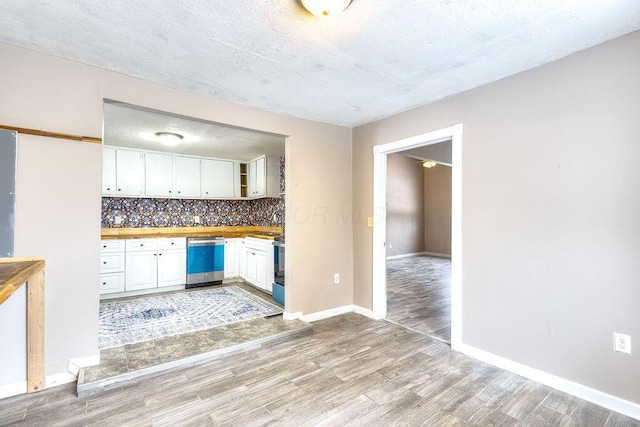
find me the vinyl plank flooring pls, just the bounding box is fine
[387,255,452,342]
[1,313,637,426]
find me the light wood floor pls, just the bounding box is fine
[1,313,638,426]
[387,255,451,342]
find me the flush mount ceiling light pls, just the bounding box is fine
[301,0,353,18]
[155,132,183,147]
[422,160,437,169]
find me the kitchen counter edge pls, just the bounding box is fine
[101,226,283,240]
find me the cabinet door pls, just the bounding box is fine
[239,241,247,279]
[248,157,266,198]
[145,152,174,197]
[102,147,116,195]
[158,249,186,287]
[201,159,235,198]
[224,239,240,278]
[174,156,201,198]
[116,150,145,196]
[255,251,267,290]
[246,251,257,284]
[125,251,158,290]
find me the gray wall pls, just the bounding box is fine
[424,165,452,256]
[386,154,425,257]
[353,31,640,404]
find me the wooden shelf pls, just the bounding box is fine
[0,257,46,393]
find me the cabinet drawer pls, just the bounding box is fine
[100,239,125,253]
[100,273,124,294]
[157,237,186,250]
[245,237,270,252]
[100,253,125,273]
[126,239,158,252]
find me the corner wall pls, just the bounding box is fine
[0,42,353,382]
[353,31,640,405]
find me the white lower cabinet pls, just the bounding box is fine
[100,239,125,295]
[125,250,158,291]
[224,238,241,279]
[243,237,274,292]
[157,248,187,287]
[100,238,186,297]
[100,273,124,294]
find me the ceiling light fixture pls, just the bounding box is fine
[301,0,353,18]
[155,132,183,147]
[422,160,437,169]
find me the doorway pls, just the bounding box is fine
[372,124,463,351]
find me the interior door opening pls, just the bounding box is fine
[385,144,452,343]
[372,124,463,350]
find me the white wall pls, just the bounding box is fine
[0,42,353,385]
[353,31,640,405]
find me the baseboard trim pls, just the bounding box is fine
[458,343,640,421]
[0,381,27,400]
[423,252,451,259]
[353,305,375,319]
[0,371,77,400]
[386,251,451,260]
[68,354,101,376]
[386,252,426,260]
[301,305,354,322]
[283,311,302,320]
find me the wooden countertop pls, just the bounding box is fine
[0,258,45,305]
[101,226,283,240]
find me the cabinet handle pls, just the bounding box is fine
[169,190,172,193]
[153,253,157,256]
[102,282,106,285]
[102,261,107,264]
[206,191,209,194]
[178,191,181,194]
[140,244,144,247]
[106,188,111,191]
[103,245,107,248]
[118,189,121,192]
[170,242,174,245]
[159,253,162,256]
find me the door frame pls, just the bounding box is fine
[372,123,463,350]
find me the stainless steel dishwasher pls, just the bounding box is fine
[186,236,225,288]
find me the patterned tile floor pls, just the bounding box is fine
[387,255,451,342]
[80,282,309,393]
[99,285,283,349]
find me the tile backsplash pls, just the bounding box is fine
[102,155,286,229]
[102,197,284,228]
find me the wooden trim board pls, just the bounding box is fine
[0,124,101,144]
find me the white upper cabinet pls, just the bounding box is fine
[116,150,145,196]
[201,159,235,198]
[174,156,201,198]
[102,147,117,195]
[248,155,279,198]
[145,152,174,197]
[102,147,279,200]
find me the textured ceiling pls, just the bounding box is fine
[1,1,639,127]
[103,102,285,161]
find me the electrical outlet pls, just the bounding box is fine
[114,216,122,225]
[194,216,200,223]
[333,273,340,284]
[613,333,631,354]
[367,217,374,227]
